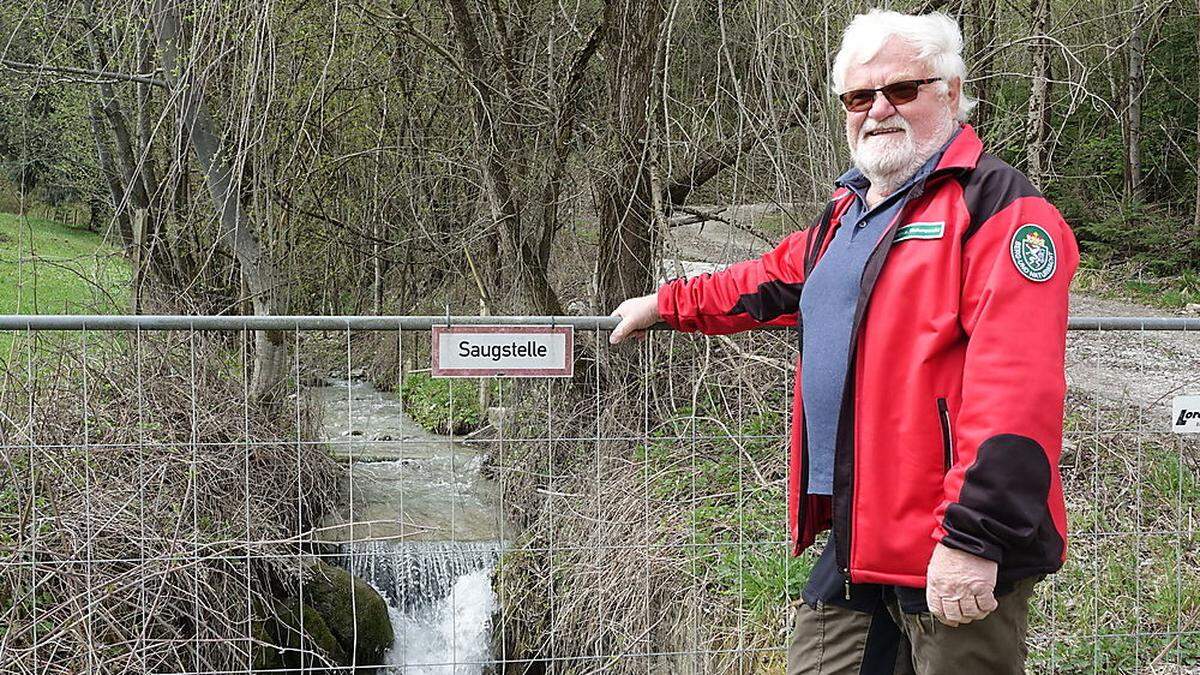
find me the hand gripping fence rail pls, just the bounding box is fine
[0,313,1197,674]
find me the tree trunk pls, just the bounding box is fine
[1126,0,1145,201]
[373,219,383,315]
[84,0,178,288]
[970,0,997,133]
[443,0,563,315]
[151,0,287,401]
[1025,0,1052,190]
[88,100,134,249]
[84,1,152,212]
[594,0,665,313]
[537,21,606,271]
[136,29,161,206]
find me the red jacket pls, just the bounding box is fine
[657,126,1078,587]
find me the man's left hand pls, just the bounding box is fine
[925,543,999,627]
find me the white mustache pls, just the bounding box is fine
[860,119,910,140]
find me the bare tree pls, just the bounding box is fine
[969,0,998,134]
[594,0,667,313]
[151,0,287,400]
[1025,0,1052,189]
[441,0,565,315]
[1126,0,1146,200]
[82,0,181,306]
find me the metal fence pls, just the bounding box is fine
[0,314,1197,674]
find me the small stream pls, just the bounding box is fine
[314,379,506,673]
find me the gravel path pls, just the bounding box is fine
[659,202,816,281]
[1067,293,1200,414]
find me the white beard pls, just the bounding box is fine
[851,113,957,195]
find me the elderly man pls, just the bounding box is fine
[609,9,1078,674]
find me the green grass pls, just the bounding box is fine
[1029,398,1200,671]
[0,212,129,360]
[1026,399,1200,672]
[753,212,808,240]
[1114,273,1200,310]
[1073,253,1200,310]
[0,212,128,315]
[634,390,1200,671]
[398,371,497,435]
[635,395,810,628]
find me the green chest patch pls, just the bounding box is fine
[893,221,945,243]
[1009,224,1057,282]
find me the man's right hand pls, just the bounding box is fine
[609,293,660,344]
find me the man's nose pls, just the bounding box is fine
[867,91,897,121]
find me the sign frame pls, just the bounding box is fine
[1171,395,1200,434]
[431,324,574,378]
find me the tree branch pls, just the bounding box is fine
[537,18,607,264]
[668,206,779,246]
[664,110,803,208]
[0,58,166,87]
[668,205,729,226]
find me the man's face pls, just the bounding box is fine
[842,37,960,181]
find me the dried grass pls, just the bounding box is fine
[487,331,797,673]
[0,332,341,673]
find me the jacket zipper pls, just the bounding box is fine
[794,357,811,558]
[794,197,840,559]
[834,361,857,599]
[937,397,955,472]
[800,194,858,598]
[831,181,935,589]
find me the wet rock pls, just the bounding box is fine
[303,560,394,666]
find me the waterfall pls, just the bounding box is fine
[342,540,502,673]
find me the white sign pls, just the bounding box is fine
[1172,395,1200,433]
[431,325,573,378]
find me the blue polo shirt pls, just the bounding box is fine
[799,131,958,495]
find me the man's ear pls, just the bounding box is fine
[947,77,962,116]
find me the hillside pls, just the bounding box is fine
[0,212,128,315]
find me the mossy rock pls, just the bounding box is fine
[303,560,394,666]
[255,596,348,671]
[252,615,285,671]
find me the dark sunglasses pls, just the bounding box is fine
[838,78,942,113]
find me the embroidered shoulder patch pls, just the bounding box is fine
[893,221,945,243]
[1009,224,1057,282]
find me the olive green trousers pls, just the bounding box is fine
[787,577,1039,675]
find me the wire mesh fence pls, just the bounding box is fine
[0,315,1197,674]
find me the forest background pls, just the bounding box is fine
[2,0,1199,672]
[4,0,1198,336]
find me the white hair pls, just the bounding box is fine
[831,10,977,122]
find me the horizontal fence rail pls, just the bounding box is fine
[1,314,1200,331]
[0,315,1197,674]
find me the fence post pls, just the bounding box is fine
[479,298,492,412]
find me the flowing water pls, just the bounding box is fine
[315,379,507,673]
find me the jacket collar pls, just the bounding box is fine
[933,123,983,172]
[833,123,980,194]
